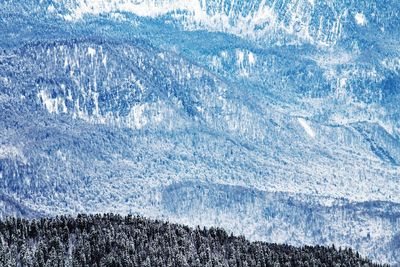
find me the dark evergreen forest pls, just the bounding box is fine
[0,214,385,267]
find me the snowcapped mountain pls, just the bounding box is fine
[0,0,399,264]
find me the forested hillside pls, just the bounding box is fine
[0,214,383,267]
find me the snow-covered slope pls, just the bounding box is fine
[0,0,399,264]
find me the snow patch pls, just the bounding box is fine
[102,54,108,67]
[47,5,56,13]
[354,13,367,26]
[131,104,148,129]
[87,47,96,57]
[236,50,244,66]
[0,145,27,163]
[298,118,316,138]
[248,52,256,65]
[37,90,68,114]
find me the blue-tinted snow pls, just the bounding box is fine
[0,0,399,264]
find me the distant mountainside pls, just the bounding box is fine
[0,0,399,264]
[0,214,384,267]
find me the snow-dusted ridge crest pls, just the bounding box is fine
[55,0,344,46]
[53,0,399,47]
